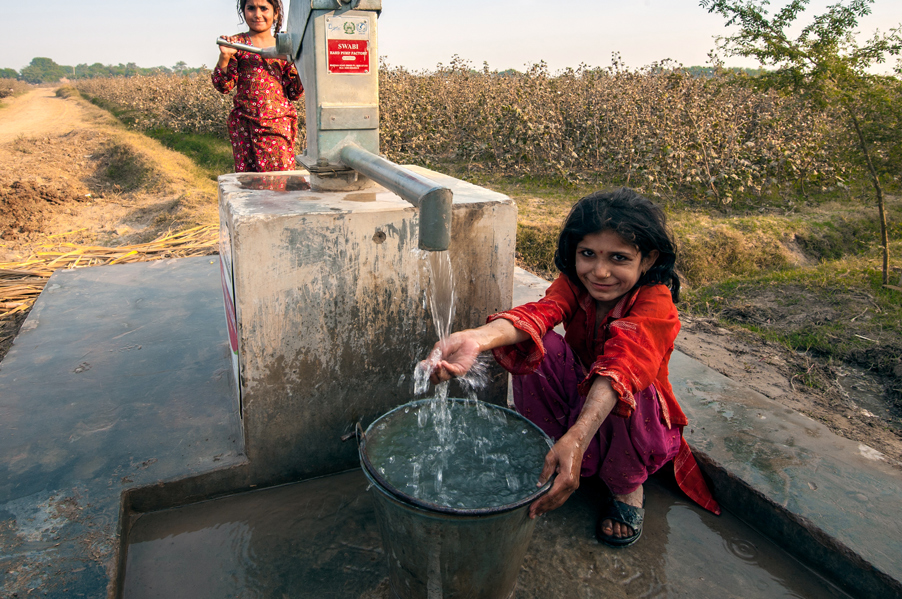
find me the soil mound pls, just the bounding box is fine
[0,178,92,239]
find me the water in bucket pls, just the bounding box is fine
[358,250,553,598]
[360,397,553,599]
[363,398,553,511]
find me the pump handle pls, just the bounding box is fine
[216,38,289,59]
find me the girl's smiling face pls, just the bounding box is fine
[244,0,275,34]
[575,229,659,312]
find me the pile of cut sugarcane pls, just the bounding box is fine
[0,225,218,319]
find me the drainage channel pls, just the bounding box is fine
[121,469,851,599]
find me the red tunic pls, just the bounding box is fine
[489,275,684,426]
[489,275,720,514]
[212,33,304,172]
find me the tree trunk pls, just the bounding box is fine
[848,108,889,285]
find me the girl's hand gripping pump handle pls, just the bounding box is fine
[216,37,289,59]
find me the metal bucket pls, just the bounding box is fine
[359,398,553,599]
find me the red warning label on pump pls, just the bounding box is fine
[327,39,369,74]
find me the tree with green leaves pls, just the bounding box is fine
[701,0,901,284]
[19,57,67,84]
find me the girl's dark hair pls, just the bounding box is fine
[554,187,681,302]
[237,0,284,33]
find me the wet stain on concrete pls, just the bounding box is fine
[122,471,852,599]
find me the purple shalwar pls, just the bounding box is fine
[512,331,681,496]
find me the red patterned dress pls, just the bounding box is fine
[212,33,304,172]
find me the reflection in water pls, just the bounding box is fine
[517,476,852,599]
[122,473,384,599]
[659,486,848,599]
[124,521,255,598]
[234,174,311,192]
[123,472,853,599]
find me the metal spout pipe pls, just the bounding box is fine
[340,144,452,251]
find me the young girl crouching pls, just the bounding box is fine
[425,187,719,547]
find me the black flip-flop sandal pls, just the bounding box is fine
[596,495,645,548]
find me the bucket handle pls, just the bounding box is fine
[340,422,364,442]
[342,422,368,474]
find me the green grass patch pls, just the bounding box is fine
[83,94,142,126]
[434,164,607,221]
[144,128,233,180]
[99,143,154,191]
[682,257,902,381]
[516,223,559,280]
[80,92,233,180]
[55,86,80,99]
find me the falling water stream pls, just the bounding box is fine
[396,249,540,508]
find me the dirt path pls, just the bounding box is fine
[0,86,219,355]
[1,85,900,469]
[0,87,217,258]
[0,88,85,144]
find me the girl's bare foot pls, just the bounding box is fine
[599,485,644,539]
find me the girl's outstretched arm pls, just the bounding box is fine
[528,376,617,518]
[424,319,527,384]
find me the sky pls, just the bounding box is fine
[7,0,902,73]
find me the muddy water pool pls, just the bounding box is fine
[122,469,851,598]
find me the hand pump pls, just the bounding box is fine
[217,0,452,251]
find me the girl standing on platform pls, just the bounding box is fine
[423,188,719,547]
[213,0,303,172]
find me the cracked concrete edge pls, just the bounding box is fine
[691,448,899,599]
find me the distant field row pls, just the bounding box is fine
[75,63,851,208]
[63,69,902,409]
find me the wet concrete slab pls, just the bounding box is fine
[675,353,902,598]
[1,259,900,598]
[121,469,851,599]
[0,257,244,598]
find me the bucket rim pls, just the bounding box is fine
[359,398,554,516]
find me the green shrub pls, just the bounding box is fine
[55,86,80,99]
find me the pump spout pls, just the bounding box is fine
[339,144,452,252]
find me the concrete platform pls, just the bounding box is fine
[0,259,899,598]
[0,257,245,598]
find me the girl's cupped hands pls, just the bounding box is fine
[422,331,483,384]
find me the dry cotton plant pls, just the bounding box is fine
[380,58,842,203]
[77,73,307,150]
[77,60,841,204]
